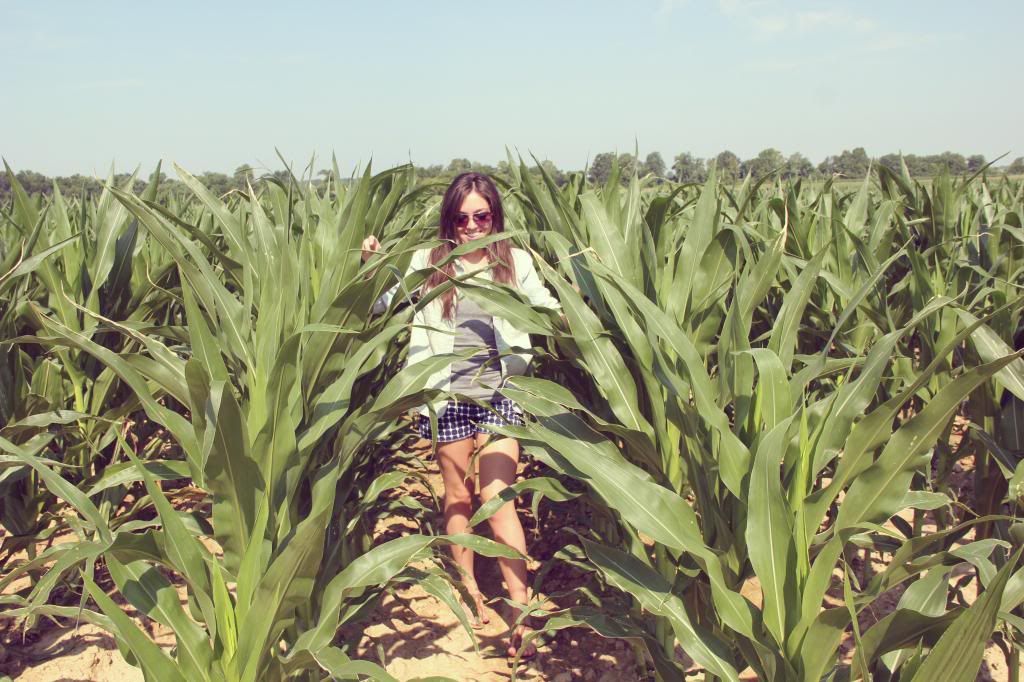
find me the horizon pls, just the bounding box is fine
[2,146,1018,183]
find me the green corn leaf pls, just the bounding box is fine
[540,606,685,680]
[84,459,191,497]
[489,414,762,645]
[767,246,826,368]
[250,333,301,519]
[82,572,187,682]
[578,192,633,283]
[580,538,740,682]
[745,415,798,647]
[956,308,1024,401]
[531,256,654,439]
[879,567,955,672]
[675,171,720,320]
[404,567,479,653]
[744,349,793,430]
[0,434,110,542]
[311,648,400,682]
[837,352,1024,532]
[119,435,218,643]
[467,476,579,527]
[909,546,1023,682]
[106,557,215,682]
[203,380,263,575]
[31,308,201,479]
[294,533,520,655]
[588,264,751,495]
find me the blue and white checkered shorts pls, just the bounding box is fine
[417,399,525,443]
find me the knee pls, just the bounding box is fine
[445,483,473,510]
[478,479,510,505]
[485,502,521,537]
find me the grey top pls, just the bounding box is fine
[450,295,503,402]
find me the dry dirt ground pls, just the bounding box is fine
[1,438,1019,681]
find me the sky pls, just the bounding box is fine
[2,0,1022,177]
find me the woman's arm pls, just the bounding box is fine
[514,250,561,311]
[368,243,426,315]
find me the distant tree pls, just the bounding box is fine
[198,172,233,196]
[671,152,706,183]
[446,158,473,174]
[56,174,103,198]
[840,147,871,177]
[588,152,636,185]
[1008,157,1024,175]
[588,152,615,185]
[111,172,147,194]
[536,159,565,185]
[144,170,167,184]
[935,152,968,175]
[642,152,667,179]
[714,150,741,182]
[784,152,814,178]
[417,164,444,179]
[493,161,514,182]
[741,148,786,178]
[617,154,638,179]
[878,154,903,173]
[820,147,870,178]
[902,154,931,176]
[234,165,256,187]
[892,150,978,177]
[14,170,52,195]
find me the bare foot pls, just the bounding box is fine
[507,623,537,659]
[464,590,490,628]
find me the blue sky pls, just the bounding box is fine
[2,0,1021,176]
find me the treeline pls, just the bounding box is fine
[3,150,1022,202]
[0,162,566,202]
[414,150,1024,185]
[608,149,1022,185]
[0,167,296,203]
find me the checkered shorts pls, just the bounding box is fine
[417,399,525,443]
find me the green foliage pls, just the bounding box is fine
[3,155,1024,681]
[508,157,1024,680]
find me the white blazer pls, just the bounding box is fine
[373,247,561,416]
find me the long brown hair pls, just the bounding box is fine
[423,172,516,320]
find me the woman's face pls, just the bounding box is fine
[455,191,494,245]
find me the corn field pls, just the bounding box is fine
[0,154,1022,682]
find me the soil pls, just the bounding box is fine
[1,432,1020,681]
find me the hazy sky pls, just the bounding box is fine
[3,0,1021,176]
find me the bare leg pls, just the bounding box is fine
[436,436,489,625]
[475,433,536,657]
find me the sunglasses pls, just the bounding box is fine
[454,211,493,229]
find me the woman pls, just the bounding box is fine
[361,172,560,659]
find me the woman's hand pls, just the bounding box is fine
[361,235,381,262]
